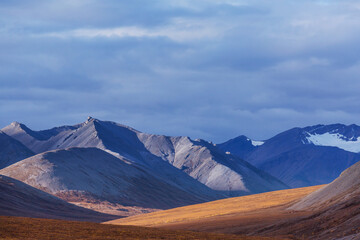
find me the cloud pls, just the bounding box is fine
[1,0,360,142]
[35,19,223,42]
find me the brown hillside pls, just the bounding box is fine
[106,185,322,228]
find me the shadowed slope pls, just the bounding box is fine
[0,131,34,169]
[0,175,116,222]
[1,122,80,153]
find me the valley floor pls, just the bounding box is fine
[0,216,276,240]
[107,186,322,227]
[106,185,360,239]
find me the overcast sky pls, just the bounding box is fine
[1,0,360,142]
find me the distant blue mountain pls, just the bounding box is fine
[219,124,360,188]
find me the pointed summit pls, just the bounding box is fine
[10,121,21,127]
[2,121,31,137]
[86,116,97,123]
[7,121,29,131]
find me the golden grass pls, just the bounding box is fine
[0,216,275,240]
[106,185,323,227]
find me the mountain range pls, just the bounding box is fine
[0,117,287,215]
[1,118,360,239]
[1,118,360,217]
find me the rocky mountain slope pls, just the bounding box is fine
[0,147,221,215]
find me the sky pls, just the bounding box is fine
[1,0,360,143]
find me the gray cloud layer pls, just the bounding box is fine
[1,0,360,142]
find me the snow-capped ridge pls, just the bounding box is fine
[305,132,360,153]
[301,123,360,153]
[303,123,360,136]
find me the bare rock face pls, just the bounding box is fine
[0,174,116,222]
[2,118,288,197]
[138,134,287,195]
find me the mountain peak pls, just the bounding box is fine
[5,122,31,133]
[217,135,261,159]
[7,122,32,132]
[10,121,21,127]
[85,116,100,124]
[86,116,95,122]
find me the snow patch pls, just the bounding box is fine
[305,132,360,153]
[251,140,264,146]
